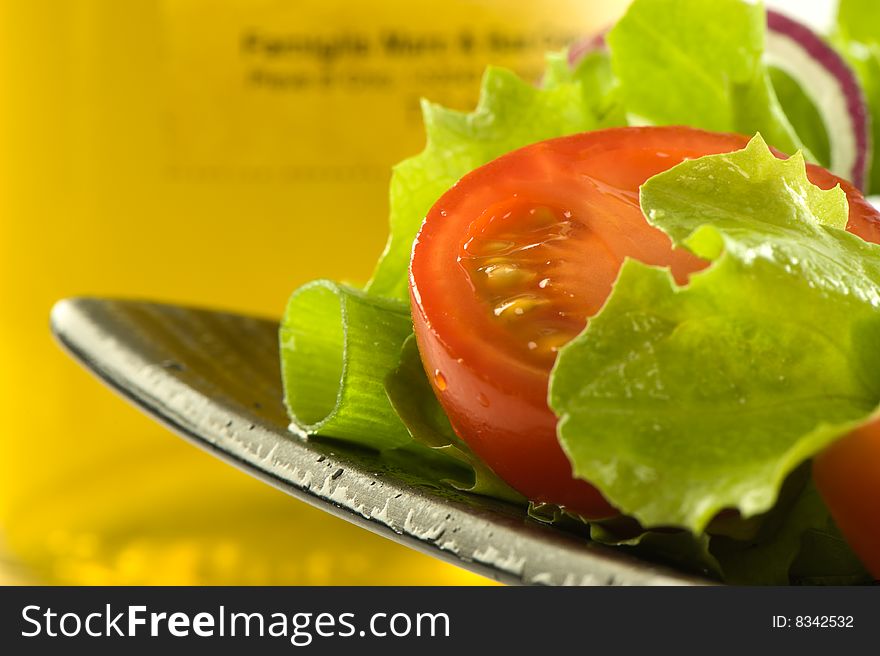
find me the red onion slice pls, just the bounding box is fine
[765,10,870,189]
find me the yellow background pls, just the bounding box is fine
[0,0,623,585]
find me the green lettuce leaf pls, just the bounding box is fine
[768,66,831,168]
[608,0,808,158]
[790,522,872,585]
[592,467,870,584]
[834,0,880,193]
[712,476,870,585]
[544,50,627,129]
[366,55,621,301]
[837,0,880,44]
[550,135,880,533]
[591,521,722,581]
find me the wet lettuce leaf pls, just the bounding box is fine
[550,135,880,533]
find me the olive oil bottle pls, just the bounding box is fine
[0,0,625,584]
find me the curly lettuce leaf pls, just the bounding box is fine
[592,467,869,584]
[608,0,808,158]
[550,135,880,533]
[366,55,621,301]
[544,50,627,129]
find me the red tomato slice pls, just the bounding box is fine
[409,126,880,520]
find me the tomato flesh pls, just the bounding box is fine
[410,126,880,519]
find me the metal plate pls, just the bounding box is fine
[50,297,709,586]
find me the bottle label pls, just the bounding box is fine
[159,0,613,181]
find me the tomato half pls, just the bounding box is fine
[409,126,880,519]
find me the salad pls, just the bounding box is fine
[279,0,880,584]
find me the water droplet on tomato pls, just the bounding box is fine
[433,370,447,391]
[476,393,490,407]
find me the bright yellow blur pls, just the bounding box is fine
[0,0,625,585]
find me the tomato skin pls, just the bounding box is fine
[410,126,880,520]
[814,420,880,578]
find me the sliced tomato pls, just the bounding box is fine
[409,126,880,519]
